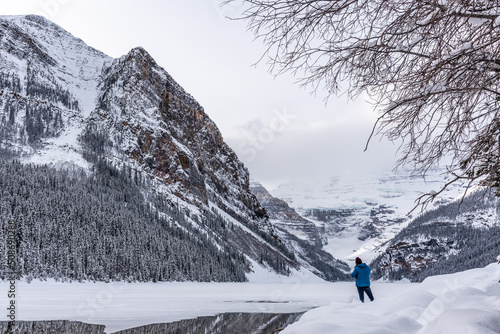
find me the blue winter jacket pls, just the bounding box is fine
[351,263,371,287]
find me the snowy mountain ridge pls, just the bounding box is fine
[0,15,110,113]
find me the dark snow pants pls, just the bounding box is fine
[357,286,374,303]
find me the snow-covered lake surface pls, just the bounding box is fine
[1,264,499,333]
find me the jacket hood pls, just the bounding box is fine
[357,263,368,269]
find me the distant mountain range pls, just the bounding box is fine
[250,181,349,280]
[264,169,499,281]
[268,169,467,262]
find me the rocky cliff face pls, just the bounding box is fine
[250,181,350,280]
[250,181,321,243]
[370,191,500,282]
[0,15,295,280]
[85,45,263,221]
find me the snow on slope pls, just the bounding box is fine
[283,262,500,334]
[270,169,469,264]
[245,257,325,283]
[0,15,111,168]
[3,263,498,333]
[271,169,467,220]
[0,15,111,114]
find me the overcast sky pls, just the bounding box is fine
[2,0,399,189]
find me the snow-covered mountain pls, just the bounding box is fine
[0,14,310,281]
[269,169,471,265]
[1,14,495,284]
[0,14,260,220]
[0,15,110,164]
[371,189,500,281]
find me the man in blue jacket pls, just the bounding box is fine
[351,257,374,303]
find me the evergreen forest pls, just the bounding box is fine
[0,159,248,282]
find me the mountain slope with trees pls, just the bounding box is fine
[370,190,500,282]
[0,160,249,282]
[0,15,301,282]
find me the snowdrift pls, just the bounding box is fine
[283,263,500,334]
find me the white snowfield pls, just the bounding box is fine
[0,263,499,333]
[283,263,500,334]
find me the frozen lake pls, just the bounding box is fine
[3,264,498,333]
[0,313,304,333]
[0,279,405,333]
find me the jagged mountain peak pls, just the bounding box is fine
[126,46,153,59]
[3,14,65,32]
[88,39,257,218]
